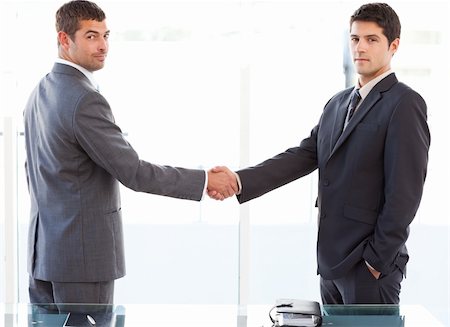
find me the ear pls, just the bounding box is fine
[389,37,400,55]
[57,31,71,50]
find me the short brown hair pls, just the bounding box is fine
[56,0,106,41]
[350,3,401,45]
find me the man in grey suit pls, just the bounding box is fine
[212,3,430,304]
[24,0,237,305]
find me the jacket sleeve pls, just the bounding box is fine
[73,91,205,201]
[363,90,430,275]
[236,125,319,204]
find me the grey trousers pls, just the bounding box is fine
[29,276,115,305]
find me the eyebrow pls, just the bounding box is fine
[84,30,110,35]
[350,34,381,39]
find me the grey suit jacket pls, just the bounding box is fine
[24,63,205,282]
[237,73,430,280]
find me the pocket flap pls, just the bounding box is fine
[344,205,377,225]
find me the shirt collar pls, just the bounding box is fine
[55,58,99,90]
[355,69,394,100]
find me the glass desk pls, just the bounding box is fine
[1,303,445,326]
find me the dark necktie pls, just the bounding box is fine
[347,89,361,121]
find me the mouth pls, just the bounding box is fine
[354,58,369,63]
[94,54,107,61]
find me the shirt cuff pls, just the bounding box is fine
[365,260,376,271]
[201,169,208,200]
[234,172,242,195]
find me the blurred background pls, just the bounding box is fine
[1,0,449,325]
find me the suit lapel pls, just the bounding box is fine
[329,91,352,154]
[328,73,398,160]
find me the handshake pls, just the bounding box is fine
[207,166,239,201]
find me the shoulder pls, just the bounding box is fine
[45,70,103,112]
[389,82,426,108]
[378,73,424,101]
[74,89,114,125]
[385,83,428,128]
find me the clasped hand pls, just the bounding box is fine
[207,166,238,200]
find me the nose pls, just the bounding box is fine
[354,39,367,52]
[98,37,108,52]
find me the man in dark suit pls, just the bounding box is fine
[24,0,237,305]
[212,3,430,304]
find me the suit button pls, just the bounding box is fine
[320,213,326,219]
[323,179,330,186]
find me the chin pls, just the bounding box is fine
[356,69,370,77]
[91,64,105,72]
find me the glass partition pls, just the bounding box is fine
[0,124,4,303]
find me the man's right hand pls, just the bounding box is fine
[207,166,238,200]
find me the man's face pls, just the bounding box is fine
[350,20,399,86]
[59,19,110,72]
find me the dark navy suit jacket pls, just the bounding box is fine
[237,73,430,280]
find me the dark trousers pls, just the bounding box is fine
[29,276,115,305]
[320,260,403,304]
